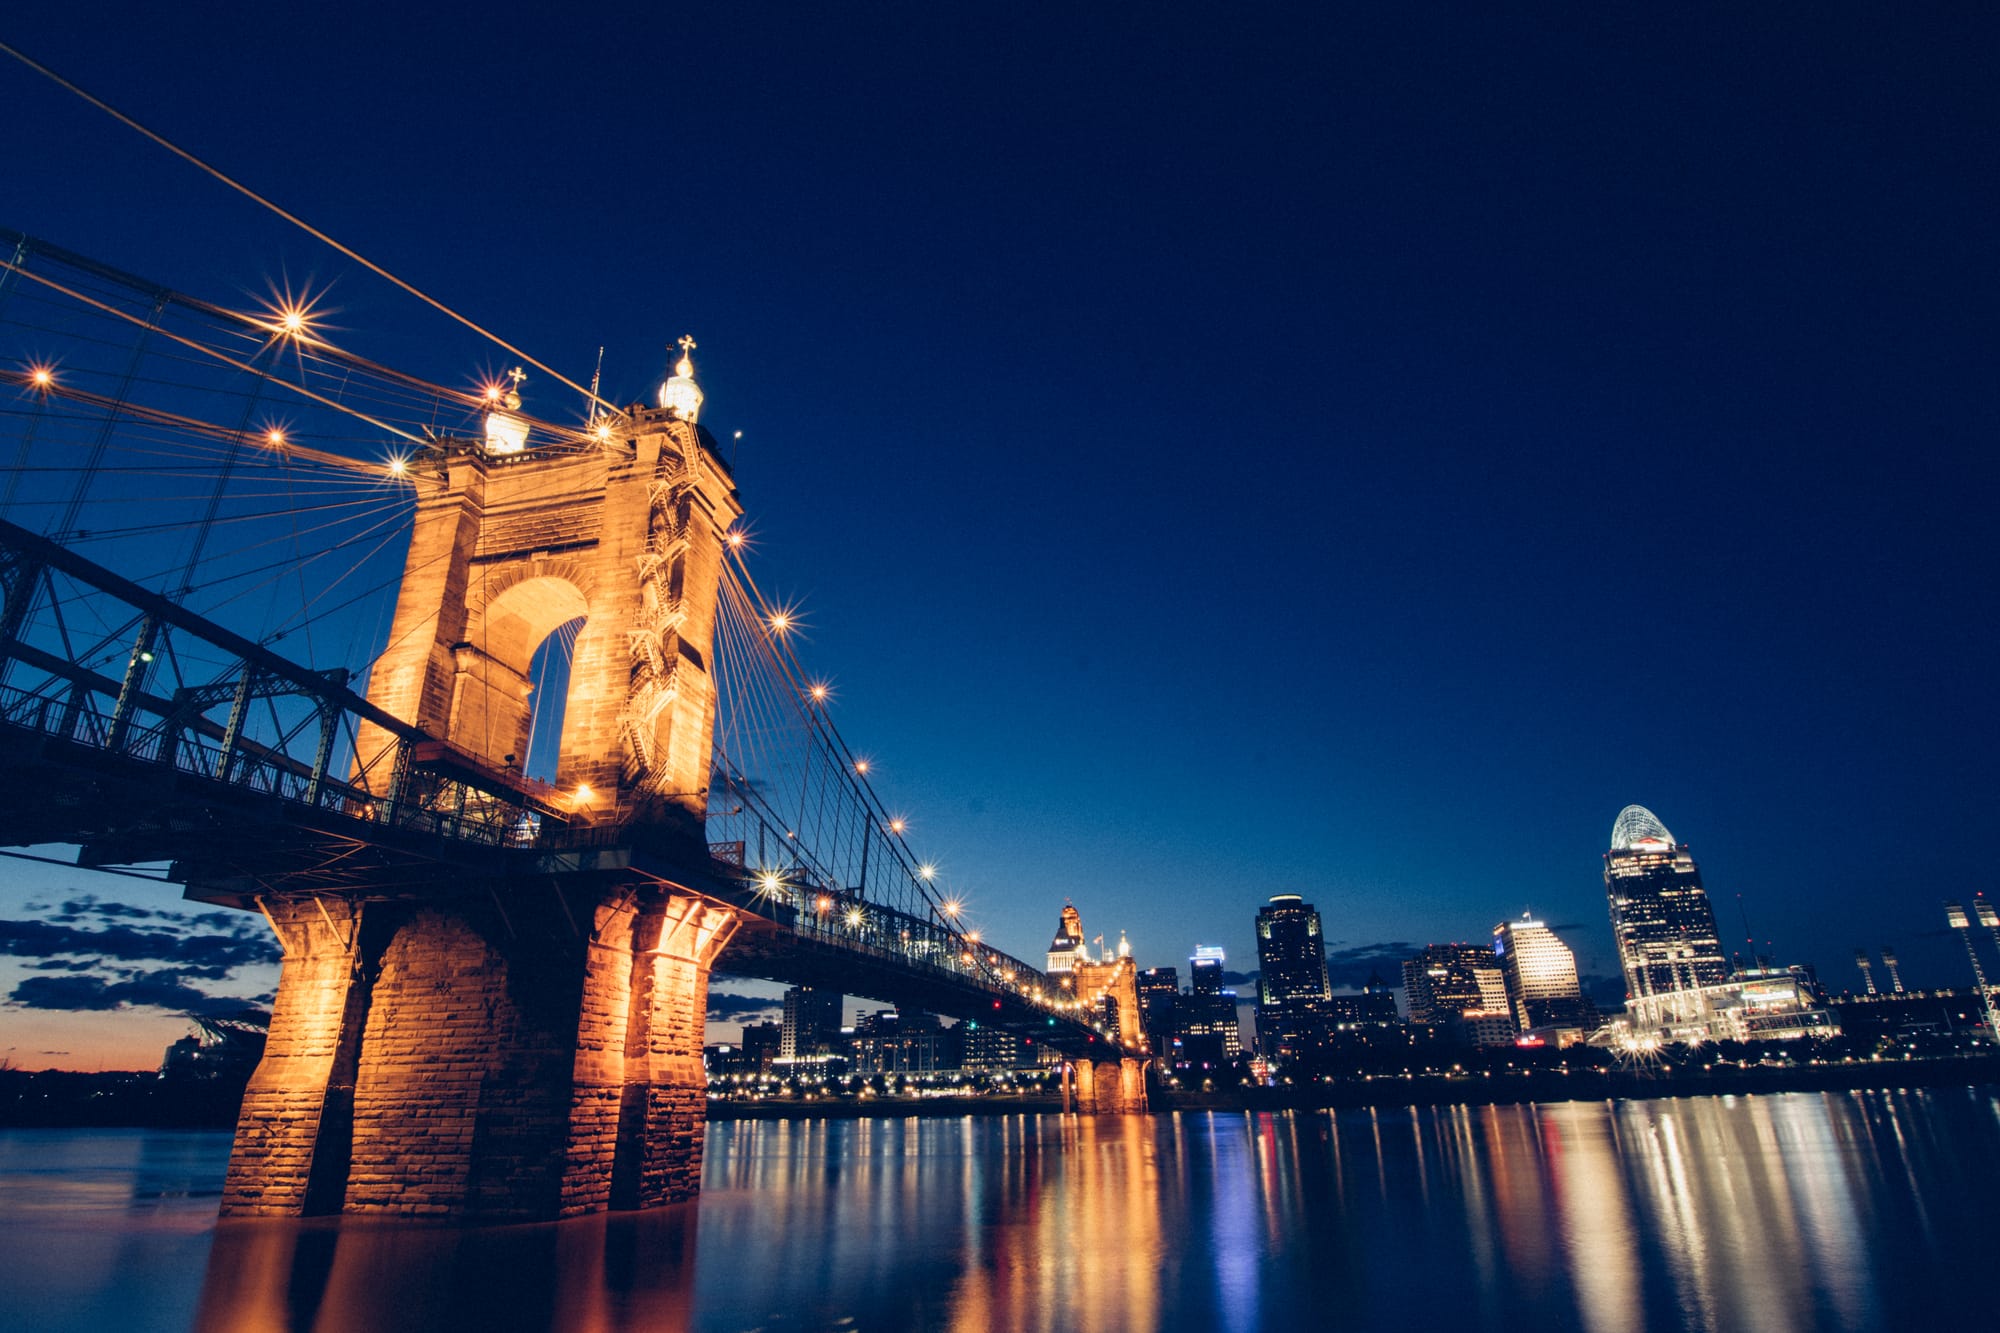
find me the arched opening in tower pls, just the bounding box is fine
[522,615,587,783]
[450,574,590,780]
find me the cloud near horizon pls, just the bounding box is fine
[708,991,783,1022]
[1,893,279,1019]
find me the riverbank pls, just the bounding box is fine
[8,1054,1992,1128]
[706,1054,1999,1120]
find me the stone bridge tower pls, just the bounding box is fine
[222,352,750,1222]
[1050,910,1150,1115]
[355,353,741,835]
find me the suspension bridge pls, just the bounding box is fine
[0,227,1148,1223]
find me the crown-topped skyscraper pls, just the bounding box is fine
[1603,804,1729,1005]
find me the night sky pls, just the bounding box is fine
[3,5,1996,1066]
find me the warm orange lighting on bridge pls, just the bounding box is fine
[941,898,962,918]
[889,817,906,835]
[386,455,408,477]
[815,895,832,914]
[574,784,593,802]
[265,428,286,447]
[29,366,53,388]
[726,530,746,549]
[853,758,870,774]
[809,682,829,702]
[844,907,865,928]
[918,863,936,881]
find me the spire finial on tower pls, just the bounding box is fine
[659,334,704,422]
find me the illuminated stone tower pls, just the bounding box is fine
[356,349,742,836]
[224,351,748,1222]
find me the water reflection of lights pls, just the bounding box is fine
[169,1096,1934,1331]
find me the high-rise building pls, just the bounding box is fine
[781,985,843,1058]
[1402,944,1508,1026]
[854,1009,951,1074]
[1255,895,1333,1060]
[1179,945,1242,1064]
[961,1022,1028,1071]
[1492,913,1593,1031]
[1137,965,1180,1051]
[1603,805,1728,1003]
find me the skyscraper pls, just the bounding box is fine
[1492,913,1593,1032]
[1137,965,1181,1052]
[1603,805,1728,1004]
[1255,894,1332,1060]
[780,985,843,1058]
[1179,945,1242,1063]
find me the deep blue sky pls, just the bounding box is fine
[3,3,1997,1052]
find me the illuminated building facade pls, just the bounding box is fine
[1178,945,1242,1064]
[1492,913,1595,1033]
[961,1022,1029,1071]
[1603,805,1728,1003]
[1255,894,1332,1060]
[1402,944,1509,1027]
[1613,967,1839,1044]
[781,985,843,1059]
[1324,973,1400,1026]
[1047,903,1086,974]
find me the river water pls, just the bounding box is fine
[2,1089,1996,1332]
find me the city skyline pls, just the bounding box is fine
[2,7,1997,1066]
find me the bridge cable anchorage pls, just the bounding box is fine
[0,42,617,421]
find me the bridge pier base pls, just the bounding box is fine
[1067,1057,1149,1115]
[218,885,735,1222]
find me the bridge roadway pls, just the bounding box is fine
[0,518,1148,1220]
[0,516,1119,1057]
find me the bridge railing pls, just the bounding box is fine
[0,518,566,853]
[714,852,1127,1048]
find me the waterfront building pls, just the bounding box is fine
[961,1022,1029,1071]
[1603,805,1728,1004]
[1453,1010,1520,1048]
[781,985,843,1059]
[739,1020,782,1073]
[1492,913,1595,1033]
[853,1009,953,1074]
[1255,894,1333,1060]
[1609,966,1839,1045]
[1402,944,1509,1026]
[1325,972,1401,1027]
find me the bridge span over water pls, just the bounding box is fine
[0,232,1147,1222]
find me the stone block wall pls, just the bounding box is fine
[220,897,362,1215]
[220,886,735,1222]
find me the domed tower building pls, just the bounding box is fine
[1603,805,1729,1007]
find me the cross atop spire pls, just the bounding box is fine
[659,335,705,423]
